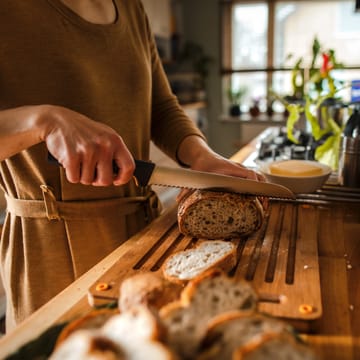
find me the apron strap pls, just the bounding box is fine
[5,185,158,221]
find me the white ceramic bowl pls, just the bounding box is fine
[259,160,332,194]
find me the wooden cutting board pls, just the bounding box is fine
[88,201,322,331]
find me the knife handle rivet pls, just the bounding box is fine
[95,282,110,291]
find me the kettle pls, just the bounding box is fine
[338,106,360,187]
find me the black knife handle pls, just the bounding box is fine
[48,152,154,187]
[133,160,155,187]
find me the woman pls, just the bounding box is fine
[0,0,260,331]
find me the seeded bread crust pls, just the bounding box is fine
[162,240,237,284]
[177,190,264,239]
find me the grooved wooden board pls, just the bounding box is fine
[88,202,322,330]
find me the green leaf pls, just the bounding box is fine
[304,98,324,141]
[286,103,302,144]
[315,133,341,170]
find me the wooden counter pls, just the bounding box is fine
[0,131,359,359]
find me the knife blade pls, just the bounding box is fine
[133,160,295,199]
[47,154,295,199]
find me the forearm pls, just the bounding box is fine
[177,135,262,181]
[0,105,48,161]
[0,104,135,186]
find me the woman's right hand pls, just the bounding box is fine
[39,105,135,187]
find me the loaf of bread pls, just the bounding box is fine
[159,269,258,359]
[162,240,237,283]
[177,190,264,239]
[119,272,183,312]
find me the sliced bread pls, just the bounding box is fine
[54,308,119,348]
[52,305,177,360]
[101,305,177,360]
[177,190,264,239]
[119,272,183,312]
[159,269,258,359]
[50,329,125,360]
[197,311,303,360]
[102,305,166,344]
[162,240,237,283]
[233,332,317,360]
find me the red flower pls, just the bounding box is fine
[320,52,333,77]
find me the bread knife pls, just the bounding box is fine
[133,160,295,199]
[47,154,295,199]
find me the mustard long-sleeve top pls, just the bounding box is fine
[0,0,204,328]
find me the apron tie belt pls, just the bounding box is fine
[5,185,159,221]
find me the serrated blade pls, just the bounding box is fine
[133,160,295,199]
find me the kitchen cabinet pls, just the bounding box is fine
[142,0,171,39]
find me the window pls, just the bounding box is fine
[222,0,360,114]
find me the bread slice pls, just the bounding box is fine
[52,305,177,360]
[119,272,183,312]
[162,240,237,283]
[101,305,177,360]
[159,269,258,359]
[177,190,264,239]
[233,332,317,360]
[102,305,167,344]
[55,308,118,348]
[50,329,125,360]
[197,311,299,360]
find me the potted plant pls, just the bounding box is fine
[271,37,345,170]
[227,86,247,117]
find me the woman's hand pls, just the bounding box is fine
[177,135,265,181]
[40,105,135,186]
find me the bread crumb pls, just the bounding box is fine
[349,304,354,311]
[346,264,353,270]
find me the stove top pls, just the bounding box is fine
[243,127,317,168]
[242,127,360,203]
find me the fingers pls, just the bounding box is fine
[112,156,135,186]
[221,162,265,182]
[64,155,135,187]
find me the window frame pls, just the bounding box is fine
[220,0,360,103]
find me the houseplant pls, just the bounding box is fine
[272,37,346,170]
[227,86,247,117]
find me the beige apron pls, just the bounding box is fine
[2,186,160,330]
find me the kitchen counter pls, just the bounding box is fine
[0,129,359,359]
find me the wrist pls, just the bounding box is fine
[177,135,214,168]
[34,104,56,142]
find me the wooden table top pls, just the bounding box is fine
[0,129,359,359]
